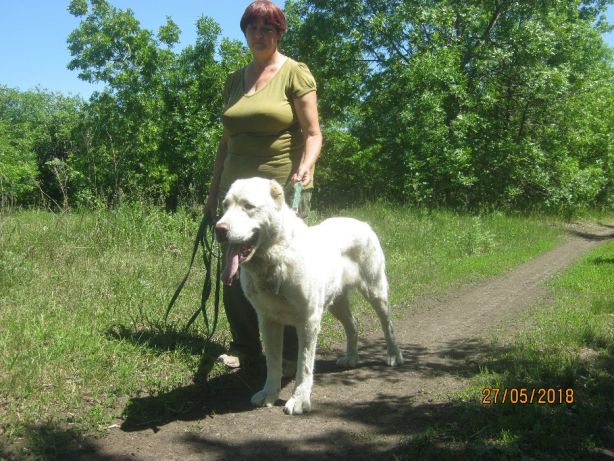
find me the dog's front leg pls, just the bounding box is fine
[251,315,283,407]
[284,320,320,415]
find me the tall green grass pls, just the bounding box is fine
[1,204,565,457]
[0,207,227,439]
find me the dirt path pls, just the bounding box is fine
[73,224,614,461]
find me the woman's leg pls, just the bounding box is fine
[222,281,262,361]
[223,281,297,361]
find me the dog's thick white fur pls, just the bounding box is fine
[215,177,404,415]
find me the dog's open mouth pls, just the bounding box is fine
[222,233,258,286]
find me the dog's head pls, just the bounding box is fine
[215,177,285,285]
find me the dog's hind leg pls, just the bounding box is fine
[251,315,283,407]
[360,279,404,367]
[329,293,359,368]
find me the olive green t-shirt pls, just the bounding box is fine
[220,58,317,192]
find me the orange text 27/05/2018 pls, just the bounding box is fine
[481,388,574,405]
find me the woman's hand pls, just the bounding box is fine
[204,194,219,222]
[205,129,228,222]
[292,166,311,186]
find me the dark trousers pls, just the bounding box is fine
[223,281,298,360]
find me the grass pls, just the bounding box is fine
[395,237,614,460]
[0,205,232,459]
[0,202,583,459]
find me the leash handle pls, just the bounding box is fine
[291,181,302,212]
[164,213,221,347]
[164,214,208,324]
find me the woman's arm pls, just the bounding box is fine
[205,128,229,221]
[292,90,322,186]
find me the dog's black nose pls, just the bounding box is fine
[215,222,229,243]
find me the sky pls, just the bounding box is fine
[0,0,285,98]
[0,1,612,99]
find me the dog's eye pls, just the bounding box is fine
[243,202,255,210]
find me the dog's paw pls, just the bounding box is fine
[336,354,358,368]
[386,350,404,367]
[251,389,278,407]
[283,395,311,415]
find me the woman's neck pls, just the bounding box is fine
[251,50,284,70]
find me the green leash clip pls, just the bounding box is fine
[291,181,302,212]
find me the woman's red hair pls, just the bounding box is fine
[240,1,287,35]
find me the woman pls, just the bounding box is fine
[205,0,322,371]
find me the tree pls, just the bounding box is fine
[66,0,249,208]
[0,116,37,208]
[284,0,614,210]
[0,87,81,209]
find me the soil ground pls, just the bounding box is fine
[68,223,613,461]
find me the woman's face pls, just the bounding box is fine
[244,17,281,56]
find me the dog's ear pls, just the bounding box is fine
[269,180,285,208]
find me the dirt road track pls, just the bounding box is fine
[73,224,614,461]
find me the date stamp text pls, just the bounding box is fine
[481,387,574,405]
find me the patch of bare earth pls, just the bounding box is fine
[72,223,614,461]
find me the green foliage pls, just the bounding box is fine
[0,87,83,208]
[62,0,249,208]
[285,0,614,211]
[0,0,612,210]
[0,118,38,206]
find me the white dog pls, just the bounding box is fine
[215,177,404,415]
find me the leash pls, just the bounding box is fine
[291,181,302,213]
[164,213,221,345]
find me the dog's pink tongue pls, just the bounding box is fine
[222,244,240,285]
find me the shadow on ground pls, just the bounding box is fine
[566,226,614,242]
[2,336,500,460]
[0,423,132,461]
[115,334,613,461]
[107,325,264,432]
[116,334,497,433]
[7,332,614,461]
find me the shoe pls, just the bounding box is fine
[216,353,241,369]
[217,352,265,370]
